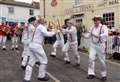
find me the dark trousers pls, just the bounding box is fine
[77,32,81,47]
[63,34,67,44]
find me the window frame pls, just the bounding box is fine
[29,9,34,16]
[103,12,115,29]
[74,0,81,5]
[8,7,14,14]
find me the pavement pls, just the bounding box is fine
[0,43,120,82]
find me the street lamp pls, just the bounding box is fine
[43,0,46,18]
[39,0,45,18]
[43,0,45,18]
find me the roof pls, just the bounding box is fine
[0,0,40,9]
[71,13,84,18]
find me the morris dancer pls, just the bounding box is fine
[61,19,80,66]
[82,16,108,81]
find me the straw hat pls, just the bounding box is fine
[92,15,102,21]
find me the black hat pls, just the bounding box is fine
[28,17,36,23]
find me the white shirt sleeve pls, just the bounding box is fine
[67,26,76,33]
[62,26,75,34]
[21,30,25,43]
[29,24,35,32]
[82,27,92,38]
[100,25,108,37]
[40,25,55,37]
[61,28,68,34]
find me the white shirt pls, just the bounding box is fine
[56,30,64,41]
[22,24,35,44]
[62,25,77,42]
[89,23,108,44]
[31,24,55,44]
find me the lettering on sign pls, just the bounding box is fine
[98,0,119,7]
[65,4,94,15]
[109,0,119,5]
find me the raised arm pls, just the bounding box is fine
[82,27,92,38]
[40,25,56,37]
[61,26,75,34]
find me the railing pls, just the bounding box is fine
[80,35,120,54]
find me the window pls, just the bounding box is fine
[74,0,80,5]
[109,0,119,5]
[29,9,34,15]
[8,7,14,14]
[103,12,114,29]
[76,19,82,23]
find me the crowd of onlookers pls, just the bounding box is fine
[0,21,26,50]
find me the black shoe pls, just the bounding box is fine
[101,77,107,81]
[38,76,49,81]
[23,79,30,82]
[21,65,26,70]
[2,48,6,50]
[87,75,95,79]
[35,62,40,66]
[11,48,14,50]
[64,61,71,64]
[21,57,23,61]
[15,48,19,50]
[50,54,56,58]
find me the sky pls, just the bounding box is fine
[15,0,39,4]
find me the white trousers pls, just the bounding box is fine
[12,35,18,48]
[51,40,64,55]
[88,42,107,77]
[21,44,30,67]
[24,43,48,81]
[62,41,80,64]
[0,35,7,48]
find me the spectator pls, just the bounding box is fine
[62,19,69,44]
[76,21,85,50]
